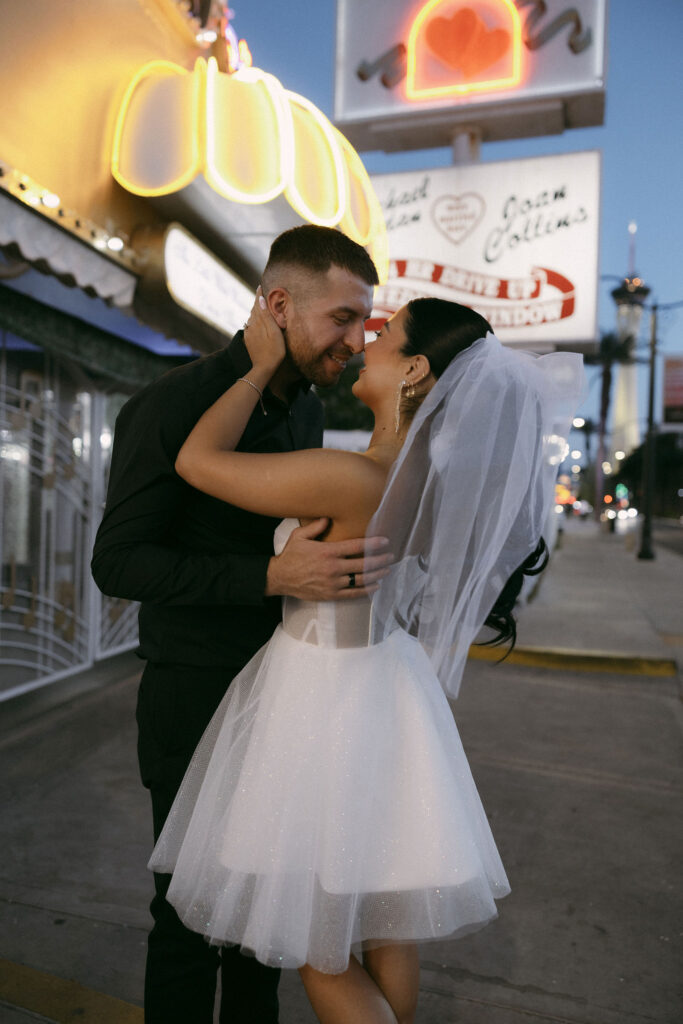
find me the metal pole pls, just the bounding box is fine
[451,127,482,165]
[637,305,657,560]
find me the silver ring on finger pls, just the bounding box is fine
[348,572,356,588]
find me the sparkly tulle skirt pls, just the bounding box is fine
[150,526,509,973]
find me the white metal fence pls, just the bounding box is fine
[0,337,138,700]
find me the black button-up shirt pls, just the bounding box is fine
[91,332,324,671]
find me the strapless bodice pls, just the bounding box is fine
[281,595,373,649]
[274,518,373,649]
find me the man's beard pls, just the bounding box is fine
[283,326,345,388]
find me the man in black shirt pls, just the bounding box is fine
[91,226,385,1023]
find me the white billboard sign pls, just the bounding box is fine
[335,0,607,151]
[368,150,600,348]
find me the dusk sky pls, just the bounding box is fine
[235,0,683,431]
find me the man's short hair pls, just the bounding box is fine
[263,225,379,288]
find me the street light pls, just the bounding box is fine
[610,272,650,460]
[637,304,657,560]
[609,223,651,464]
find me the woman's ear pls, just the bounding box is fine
[405,353,432,385]
[265,287,290,329]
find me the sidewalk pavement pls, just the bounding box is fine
[1,517,681,1023]
[470,516,682,677]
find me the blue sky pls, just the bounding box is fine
[235,0,683,432]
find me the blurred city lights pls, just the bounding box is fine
[0,443,29,463]
[571,449,582,459]
[615,450,625,460]
[572,417,585,428]
[602,460,612,474]
[547,434,569,465]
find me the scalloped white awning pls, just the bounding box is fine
[0,191,136,309]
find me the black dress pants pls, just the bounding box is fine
[137,661,281,1024]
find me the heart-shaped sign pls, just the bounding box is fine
[425,7,510,79]
[432,193,486,245]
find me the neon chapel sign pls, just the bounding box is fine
[357,0,593,97]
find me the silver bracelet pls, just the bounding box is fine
[236,376,267,415]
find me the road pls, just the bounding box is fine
[1,650,681,1023]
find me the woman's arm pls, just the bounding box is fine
[175,293,384,529]
[178,445,382,523]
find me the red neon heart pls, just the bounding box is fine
[425,7,511,79]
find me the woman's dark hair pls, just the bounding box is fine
[397,298,493,426]
[401,297,493,378]
[479,538,549,656]
[400,297,548,655]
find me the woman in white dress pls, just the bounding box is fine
[150,293,583,1023]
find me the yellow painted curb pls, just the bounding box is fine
[468,644,678,677]
[0,959,143,1023]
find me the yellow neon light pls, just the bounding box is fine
[204,60,290,204]
[112,58,387,281]
[406,0,522,100]
[284,91,346,228]
[366,187,390,287]
[225,31,253,72]
[112,59,204,197]
[334,129,373,246]
[238,40,253,67]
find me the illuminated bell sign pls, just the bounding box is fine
[406,0,523,99]
[164,224,254,337]
[132,223,254,350]
[112,57,387,280]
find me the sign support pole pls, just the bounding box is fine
[451,127,482,165]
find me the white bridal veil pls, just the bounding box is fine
[369,333,585,699]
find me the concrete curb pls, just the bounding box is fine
[0,959,142,1023]
[468,643,679,677]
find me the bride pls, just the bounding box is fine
[150,292,583,1023]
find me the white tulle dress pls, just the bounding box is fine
[149,519,510,973]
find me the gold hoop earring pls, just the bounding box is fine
[395,380,406,433]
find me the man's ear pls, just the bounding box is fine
[266,287,290,329]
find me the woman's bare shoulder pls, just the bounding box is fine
[300,448,388,539]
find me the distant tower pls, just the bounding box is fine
[610,222,650,462]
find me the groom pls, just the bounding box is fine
[91,225,383,1023]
